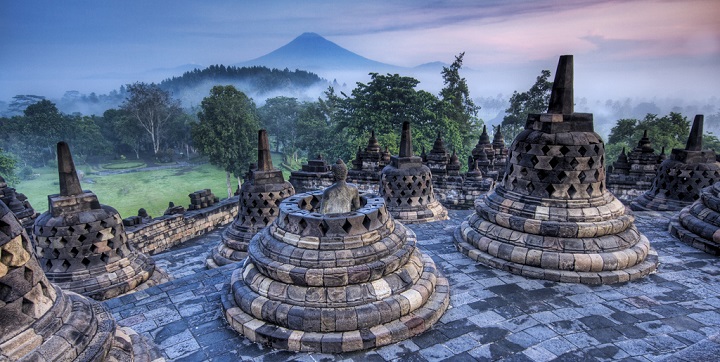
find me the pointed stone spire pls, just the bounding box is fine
[548,55,574,114]
[257,129,273,171]
[479,125,490,144]
[493,126,504,145]
[658,146,667,162]
[399,121,413,157]
[685,115,704,151]
[57,141,83,196]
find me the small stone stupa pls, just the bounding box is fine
[379,122,448,223]
[0,175,38,232]
[347,131,391,193]
[669,181,720,255]
[208,130,295,268]
[289,154,334,193]
[607,131,662,203]
[221,174,449,352]
[631,115,720,211]
[454,55,658,284]
[0,200,163,361]
[33,142,155,300]
[425,132,450,177]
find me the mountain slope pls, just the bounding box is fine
[237,32,400,71]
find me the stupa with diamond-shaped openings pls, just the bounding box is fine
[454,55,658,284]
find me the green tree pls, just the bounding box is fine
[501,69,553,140]
[439,52,481,151]
[605,112,692,163]
[0,148,18,186]
[296,101,334,160]
[121,82,182,155]
[191,85,259,197]
[258,96,300,155]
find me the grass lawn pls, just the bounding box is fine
[17,163,230,219]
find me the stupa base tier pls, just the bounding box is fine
[47,252,155,300]
[669,220,720,256]
[221,274,449,353]
[207,242,248,269]
[388,201,449,224]
[631,193,691,212]
[454,227,658,285]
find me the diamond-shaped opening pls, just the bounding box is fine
[268,192,274,198]
[511,178,518,188]
[263,200,270,207]
[250,217,257,224]
[558,171,567,182]
[594,170,600,180]
[68,226,75,234]
[40,281,51,298]
[116,248,124,258]
[84,223,93,232]
[570,158,579,168]
[90,244,98,253]
[549,157,559,169]
[21,298,35,316]
[23,266,33,283]
[568,185,577,198]
[362,215,372,230]
[578,146,587,156]
[588,158,595,168]
[62,260,71,271]
[594,145,601,154]
[58,238,68,247]
[52,249,60,258]
[283,215,290,225]
[100,253,109,263]
[269,208,275,215]
[262,217,270,224]
[524,143,532,152]
[81,257,91,266]
[319,220,329,235]
[531,155,539,166]
[342,219,353,234]
[579,172,586,182]
[527,183,535,193]
[69,247,80,258]
[520,168,528,177]
[560,146,570,155]
[545,184,555,197]
[78,234,86,243]
[45,260,53,269]
[251,200,258,208]
[537,170,548,181]
[541,145,551,155]
[298,218,307,230]
[586,184,594,195]
[107,240,114,249]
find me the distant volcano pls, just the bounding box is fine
[236,32,400,72]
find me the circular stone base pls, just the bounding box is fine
[453,227,658,285]
[389,200,449,224]
[220,253,450,353]
[630,193,690,212]
[669,220,720,256]
[207,242,248,269]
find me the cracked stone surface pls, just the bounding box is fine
[106,209,720,361]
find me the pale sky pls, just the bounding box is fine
[1,0,718,102]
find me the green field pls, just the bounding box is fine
[14,153,293,219]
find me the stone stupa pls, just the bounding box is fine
[669,181,720,255]
[0,199,163,361]
[454,55,658,284]
[0,175,38,232]
[221,160,449,352]
[289,154,334,193]
[607,130,662,203]
[33,142,156,300]
[379,122,448,223]
[631,115,720,211]
[347,131,391,193]
[208,130,295,268]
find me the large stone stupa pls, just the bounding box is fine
[0,199,163,361]
[379,122,448,224]
[221,162,449,352]
[454,55,658,284]
[631,115,720,211]
[669,181,720,255]
[0,175,38,232]
[33,142,156,300]
[208,130,295,268]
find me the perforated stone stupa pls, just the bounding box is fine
[454,55,658,284]
[0,200,163,361]
[0,175,38,231]
[221,190,449,352]
[631,115,720,211]
[289,154,334,192]
[669,181,720,255]
[379,122,448,223]
[208,130,295,268]
[607,130,663,203]
[347,131,391,193]
[33,142,155,300]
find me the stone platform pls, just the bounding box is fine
[105,210,720,361]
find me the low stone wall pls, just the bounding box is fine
[126,196,239,255]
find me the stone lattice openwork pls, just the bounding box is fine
[33,142,155,300]
[454,55,658,284]
[607,131,663,203]
[631,115,720,211]
[380,122,448,224]
[0,175,38,232]
[289,154,334,193]
[208,130,295,268]
[0,200,163,361]
[669,181,720,255]
[221,191,449,352]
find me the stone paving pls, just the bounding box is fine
[104,210,720,361]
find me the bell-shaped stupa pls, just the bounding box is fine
[669,181,720,255]
[0,199,163,361]
[0,175,38,232]
[221,174,449,352]
[208,130,295,268]
[631,115,720,211]
[33,142,155,300]
[289,154,334,192]
[379,122,448,223]
[454,55,658,284]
